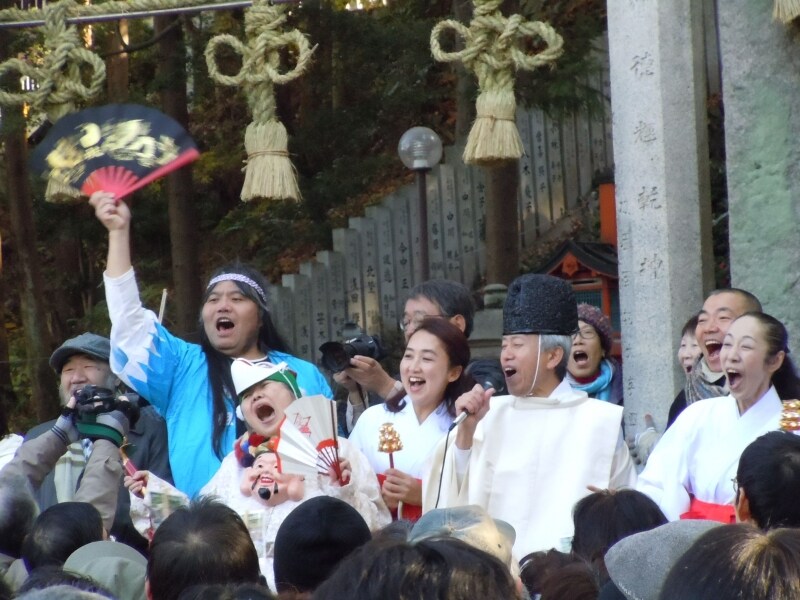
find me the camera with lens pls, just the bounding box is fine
[319,334,386,373]
[74,385,140,426]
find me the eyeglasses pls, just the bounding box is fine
[732,477,739,497]
[400,312,444,332]
[573,328,598,341]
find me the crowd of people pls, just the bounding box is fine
[0,190,799,599]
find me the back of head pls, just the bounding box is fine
[659,525,800,600]
[0,473,39,558]
[519,549,579,598]
[273,496,371,593]
[176,583,274,600]
[540,561,599,600]
[408,280,475,337]
[311,537,520,600]
[22,502,104,571]
[738,431,800,529]
[147,498,261,600]
[571,489,667,581]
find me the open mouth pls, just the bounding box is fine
[726,369,742,389]
[254,402,275,421]
[407,376,425,392]
[216,317,234,332]
[705,340,722,361]
[685,364,694,374]
[503,367,517,380]
[259,473,275,486]
[572,351,589,366]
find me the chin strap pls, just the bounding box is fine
[525,335,543,397]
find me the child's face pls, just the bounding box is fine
[240,380,295,437]
[678,333,702,374]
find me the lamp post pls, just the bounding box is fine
[398,127,442,282]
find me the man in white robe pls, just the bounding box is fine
[423,274,636,557]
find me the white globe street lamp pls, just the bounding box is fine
[398,127,442,281]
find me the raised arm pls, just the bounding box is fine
[89,191,132,277]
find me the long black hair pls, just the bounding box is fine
[200,262,291,458]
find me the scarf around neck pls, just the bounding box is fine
[685,356,728,406]
[567,359,614,402]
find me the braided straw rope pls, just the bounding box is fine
[0,0,107,201]
[0,0,213,23]
[205,0,313,201]
[431,0,563,165]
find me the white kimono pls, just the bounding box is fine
[637,386,782,521]
[423,380,636,557]
[131,438,390,590]
[348,398,452,479]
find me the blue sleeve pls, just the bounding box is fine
[269,351,332,398]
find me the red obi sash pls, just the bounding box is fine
[680,497,736,523]
[377,473,423,523]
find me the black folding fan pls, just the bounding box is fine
[30,104,200,199]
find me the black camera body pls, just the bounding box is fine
[74,385,140,425]
[319,334,386,373]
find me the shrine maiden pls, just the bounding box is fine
[637,312,800,522]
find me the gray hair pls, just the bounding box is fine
[540,334,572,380]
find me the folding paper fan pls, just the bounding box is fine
[29,104,200,200]
[273,395,341,480]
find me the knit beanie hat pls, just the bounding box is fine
[273,496,372,593]
[503,274,578,336]
[577,303,614,355]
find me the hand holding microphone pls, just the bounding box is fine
[450,383,496,431]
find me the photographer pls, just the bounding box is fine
[24,333,171,554]
[2,390,135,534]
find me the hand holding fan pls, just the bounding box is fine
[29,104,200,200]
[272,395,342,481]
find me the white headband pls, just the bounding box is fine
[207,273,268,308]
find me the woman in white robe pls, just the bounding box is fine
[637,312,800,521]
[348,318,474,521]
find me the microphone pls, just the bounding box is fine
[449,410,470,432]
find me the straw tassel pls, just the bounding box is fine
[464,89,523,165]
[241,120,297,201]
[431,0,563,166]
[206,0,313,202]
[774,0,800,23]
